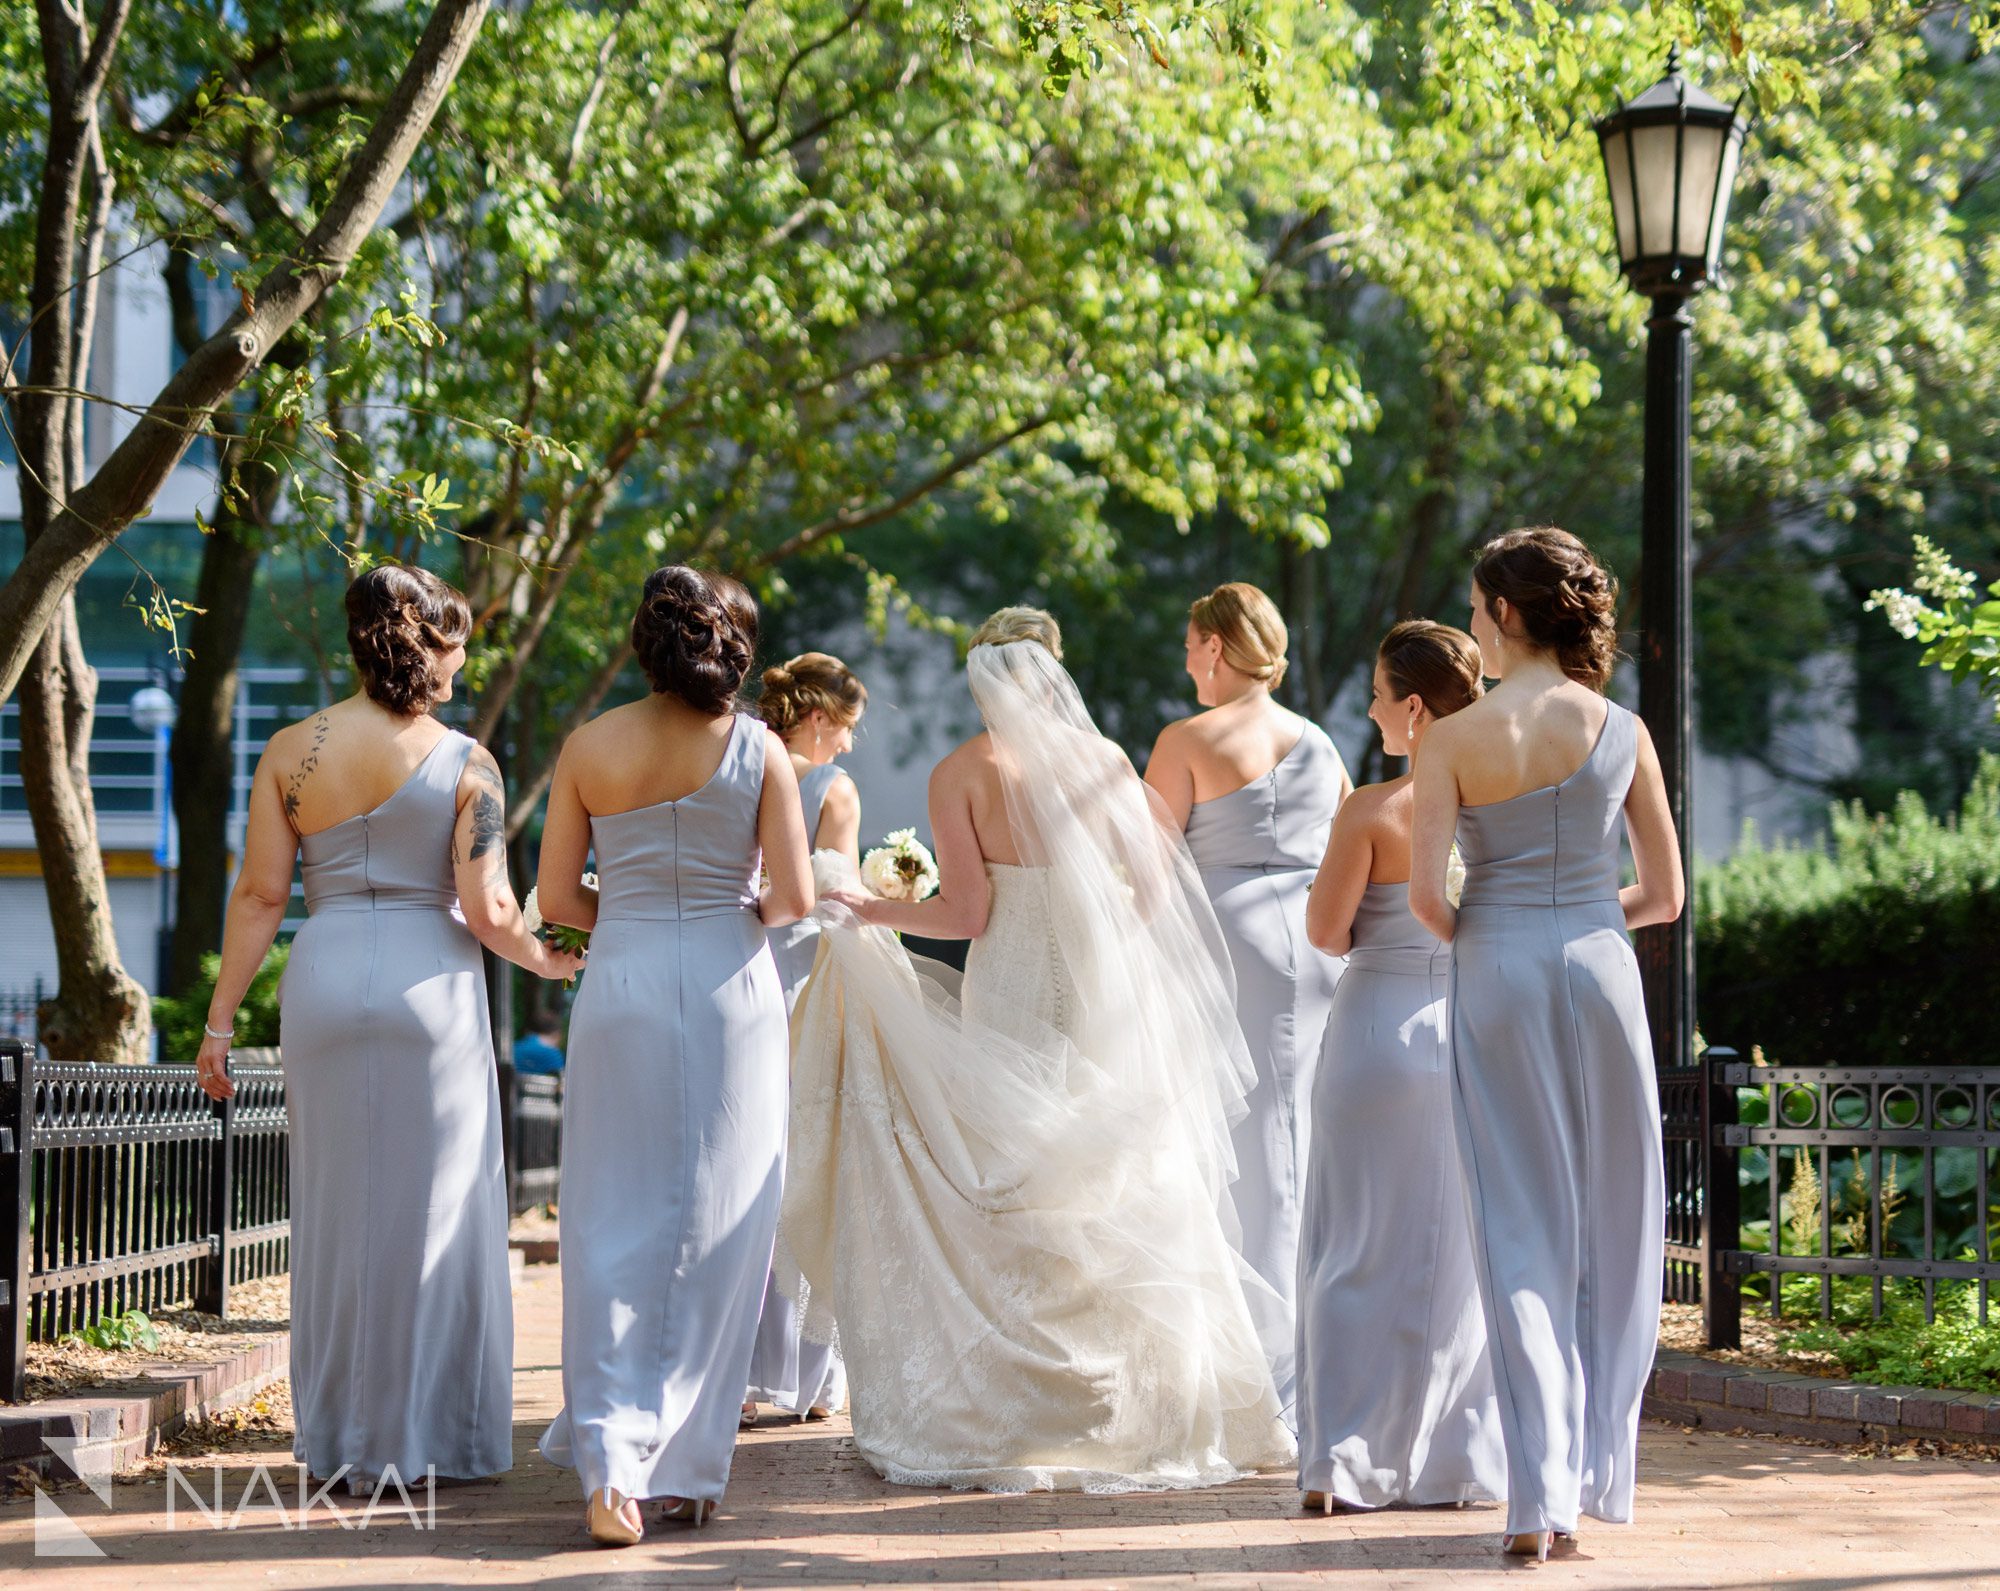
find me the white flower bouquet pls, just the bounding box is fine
[523,875,596,956]
[1445,846,1466,910]
[859,829,940,902]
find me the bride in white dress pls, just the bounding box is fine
[783,607,1295,1493]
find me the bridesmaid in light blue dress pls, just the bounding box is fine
[192,566,581,1490]
[1296,621,1503,1513]
[1411,528,1686,1561]
[536,567,813,1545]
[1147,582,1350,1418]
[746,653,867,1422]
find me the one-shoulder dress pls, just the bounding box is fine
[1448,702,1662,1537]
[280,728,513,1484]
[748,760,848,1415]
[539,712,789,1504]
[1295,880,1503,1507]
[1183,723,1346,1414]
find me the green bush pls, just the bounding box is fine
[1696,753,2000,1067]
[1777,1285,2000,1395]
[152,944,289,1064]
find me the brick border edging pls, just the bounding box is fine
[1645,1348,2000,1446]
[0,1334,290,1480]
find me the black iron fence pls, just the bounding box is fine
[0,1039,564,1401]
[0,1037,291,1402]
[1671,1047,2000,1347]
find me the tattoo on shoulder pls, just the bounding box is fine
[282,714,331,824]
[467,750,505,799]
[467,788,505,862]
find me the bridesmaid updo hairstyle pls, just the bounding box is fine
[1189,582,1289,691]
[1470,526,1623,692]
[1378,620,1484,721]
[760,652,868,735]
[631,565,759,715]
[968,606,1064,660]
[344,564,472,716]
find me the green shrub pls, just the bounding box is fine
[1696,753,2000,1067]
[152,944,289,1064]
[1777,1285,2000,1395]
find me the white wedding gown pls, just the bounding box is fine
[781,641,1295,1493]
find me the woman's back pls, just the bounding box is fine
[297,729,468,913]
[1182,723,1344,873]
[1456,704,1633,912]
[1441,681,1610,810]
[580,710,765,924]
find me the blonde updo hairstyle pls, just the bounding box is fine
[759,652,868,736]
[1189,582,1289,692]
[968,606,1063,660]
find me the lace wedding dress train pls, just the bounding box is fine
[780,641,1294,1494]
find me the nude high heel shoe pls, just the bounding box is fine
[1501,1530,1553,1562]
[586,1487,643,1546]
[658,1496,718,1526]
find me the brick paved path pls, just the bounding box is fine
[3,1266,1996,1587]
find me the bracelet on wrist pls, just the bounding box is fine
[203,1021,235,1042]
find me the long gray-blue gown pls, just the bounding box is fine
[280,728,512,1483]
[1183,722,1346,1416]
[1296,881,1504,1508]
[539,712,789,1503]
[1449,701,1662,1537]
[747,760,848,1415]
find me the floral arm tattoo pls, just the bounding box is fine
[458,752,509,887]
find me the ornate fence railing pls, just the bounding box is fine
[1673,1048,2000,1347]
[0,1038,565,1401]
[0,1038,291,1402]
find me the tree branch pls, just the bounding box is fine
[756,411,1055,566]
[0,0,495,709]
[501,644,633,842]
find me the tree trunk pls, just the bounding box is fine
[16,2,147,1061]
[20,601,150,1062]
[167,519,263,993]
[0,0,494,707]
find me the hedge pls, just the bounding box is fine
[1695,753,2000,1067]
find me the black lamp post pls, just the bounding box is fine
[1593,46,1747,1066]
[1595,47,1748,1344]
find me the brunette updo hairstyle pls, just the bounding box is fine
[1189,582,1289,691]
[344,564,472,716]
[1470,526,1623,692]
[968,606,1064,660]
[630,565,759,715]
[759,652,868,736]
[1377,619,1484,721]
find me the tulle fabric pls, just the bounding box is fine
[779,640,1294,1491]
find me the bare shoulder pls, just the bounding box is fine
[1343,776,1408,829]
[823,766,860,801]
[935,732,994,778]
[1418,702,1482,761]
[264,707,332,763]
[462,740,503,784]
[1150,713,1198,752]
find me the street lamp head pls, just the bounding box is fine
[1593,43,1749,298]
[130,685,177,735]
